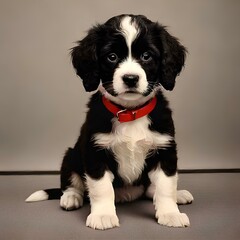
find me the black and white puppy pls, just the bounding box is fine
[26,14,194,230]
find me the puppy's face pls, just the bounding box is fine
[71,14,186,105]
[99,16,161,102]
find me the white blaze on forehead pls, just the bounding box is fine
[120,16,139,54]
[110,16,150,103]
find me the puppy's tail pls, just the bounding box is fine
[25,188,62,202]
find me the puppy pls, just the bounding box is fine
[26,14,194,230]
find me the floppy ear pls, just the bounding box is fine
[158,26,187,91]
[71,26,101,92]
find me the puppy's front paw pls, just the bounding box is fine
[157,212,190,227]
[177,190,194,205]
[60,191,83,210]
[86,213,120,230]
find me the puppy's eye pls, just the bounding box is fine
[140,52,152,62]
[107,53,118,63]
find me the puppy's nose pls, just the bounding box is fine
[122,74,139,88]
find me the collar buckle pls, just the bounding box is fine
[116,109,137,122]
[116,109,127,121]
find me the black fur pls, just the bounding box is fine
[71,14,186,93]
[60,90,178,192]
[43,14,186,201]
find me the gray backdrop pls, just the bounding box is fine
[1,0,240,171]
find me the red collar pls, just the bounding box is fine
[102,96,157,123]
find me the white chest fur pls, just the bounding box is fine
[93,116,172,184]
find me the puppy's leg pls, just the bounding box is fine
[86,171,119,230]
[149,166,190,227]
[146,185,194,205]
[60,148,85,210]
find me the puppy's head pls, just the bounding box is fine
[71,14,186,104]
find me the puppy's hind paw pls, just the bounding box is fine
[177,190,194,205]
[60,191,83,211]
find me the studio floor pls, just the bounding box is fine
[0,173,239,240]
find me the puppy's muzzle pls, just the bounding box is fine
[122,74,139,88]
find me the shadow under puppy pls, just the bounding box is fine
[26,14,194,230]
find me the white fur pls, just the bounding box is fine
[71,172,85,192]
[60,172,85,210]
[120,16,139,54]
[177,190,194,205]
[110,16,148,102]
[112,58,148,96]
[99,85,156,109]
[85,171,119,230]
[60,187,83,210]
[146,186,194,205]
[25,190,48,202]
[148,166,190,227]
[94,116,172,184]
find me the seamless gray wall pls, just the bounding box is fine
[1,0,240,171]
